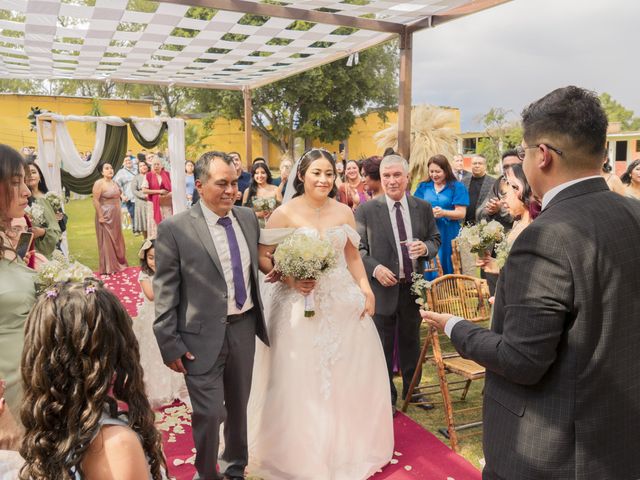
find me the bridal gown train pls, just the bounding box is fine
[247,224,394,480]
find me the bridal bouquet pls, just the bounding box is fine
[495,239,511,269]
[273,233,336,317]
[252,197,277,213]
[35,250,93,294]
[45,191,63,213]
[458,219,505,258]
[25,203,47,227]
[410,272,432,309]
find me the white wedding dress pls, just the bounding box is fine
[247,224,394,480]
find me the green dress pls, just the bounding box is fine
[33,195,62,259]
[0,258,36,413]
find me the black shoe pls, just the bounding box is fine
[411,393,434,410]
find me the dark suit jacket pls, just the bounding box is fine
[153,203,269,375]
[463,173,496,223]
[355,195,441,316]
[450,178,640,479]
[456,170,472,183]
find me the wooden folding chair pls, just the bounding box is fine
[402,274,490,452]
[450,239,463,274]
[423,255,443,277]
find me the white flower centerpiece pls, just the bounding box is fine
[458,219,505,259]
[273,233,336,317]
[35,250,93,294]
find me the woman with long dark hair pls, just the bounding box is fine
[242,162,281,227]
[413,154,468,274]
[19,280,168,480]
[621,159,640,199]
[25,162,62,259]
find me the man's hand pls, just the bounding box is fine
[166,352,195,374]
[484,197,501,216]
[408,240,427,259]
[420,310,453,332]
[374,265,398,287]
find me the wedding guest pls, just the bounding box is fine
[478,149,523,229]
[0,144,34,449]
[414,154,468,274]
[134,240,188,408]
[20,279,169,480]
[335,160,345,188]
[423,86,640,479]
[361,155,383,198]
[230,151,251,205]
[274,156,293,196]
[8,216,47,270]
[337,160,367,210]
[621,159,640,199]
[132,161,149,240]
[143,155,172,240]
[462,155,495,225]
[92,163,128,274]
[114,156,137,233]
[242,162,282,227]
[185,160,196,206]
[600,156,625,195]
[252,157,267,166]
[25,163,62,259]
[452,153,471,182]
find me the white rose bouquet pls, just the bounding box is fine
[36,250,93,294]
[273,233,336,317]
[458,219,505,258]
[44,191,64,213]
[410,272,432,309]
[25,203,47,227]
[252,197,277,213]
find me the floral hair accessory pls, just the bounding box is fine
[45,288,58,299]
[138,239,153,259]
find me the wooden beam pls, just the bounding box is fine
[407,0,512,33]
[243,86,253,170]
[397,29,412,161]
[157,0,404,34]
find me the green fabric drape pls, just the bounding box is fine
[127,119,167,148]
[61,125,128,194]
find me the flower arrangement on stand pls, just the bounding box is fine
[273,233,336,317]
[458,219,505,258]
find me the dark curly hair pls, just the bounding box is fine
[19,279,167,480]
[292,149,338,199]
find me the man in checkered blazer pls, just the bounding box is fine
[423,86,640,479]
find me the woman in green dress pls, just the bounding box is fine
[25,162,61,259]
[0,144,36,448]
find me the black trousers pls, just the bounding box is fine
[373,283,422,405]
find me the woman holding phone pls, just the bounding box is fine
[0,144,36,449]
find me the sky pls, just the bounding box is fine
[412,0,640,131]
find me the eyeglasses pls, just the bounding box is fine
[515,144,563,161]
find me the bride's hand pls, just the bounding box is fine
[284,277,316,296]
[265,268,281,283]
[362,290,375,319]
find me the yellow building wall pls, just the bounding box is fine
[0,94,154,153]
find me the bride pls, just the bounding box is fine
[247,149,394,479]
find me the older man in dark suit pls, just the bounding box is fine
[423,86,640,479]
[355,155,441,413]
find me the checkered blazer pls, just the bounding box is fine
[451,177,640,479]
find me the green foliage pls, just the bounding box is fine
[86,98,105,132]
[477,107,522,171]
[0,79,45,94]
[188,41,398,153]
[599,92,640,131]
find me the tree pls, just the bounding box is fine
[189,40,398,153]
[476,107,522,172]
[599,92,640,131]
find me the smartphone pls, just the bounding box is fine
[15,231,33,260]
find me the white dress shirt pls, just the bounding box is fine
[200,201,253,315]
[444,174,602,338]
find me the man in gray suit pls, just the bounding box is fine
[462,155,495,225]
[355,155,441,412]
[153,151,269,480]
[423,86,640,479]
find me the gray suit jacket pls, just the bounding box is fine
[355,195,441,316]
[153,203,269,375]
[463,174,496,222]
[450,178,640,479]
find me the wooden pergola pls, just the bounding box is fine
[0,0,511,163]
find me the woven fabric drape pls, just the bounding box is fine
[61,125,128,194]
[128,119,167,148]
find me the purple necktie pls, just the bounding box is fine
[217,216,247,310]
[395,202,414,280]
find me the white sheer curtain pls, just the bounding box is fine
[130,117,165,141]
[167,118,187,214]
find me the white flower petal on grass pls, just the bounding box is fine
[394,451,403,456]
[390,459,399,464]
[404,465,412,471]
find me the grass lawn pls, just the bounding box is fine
[65,197,485,469]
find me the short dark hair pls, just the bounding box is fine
[521,86,608,165]
[501,149,519,162]
[292,149,338,199]
[362,156,382,181]
[195,151,232,183]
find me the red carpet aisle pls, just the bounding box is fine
[103,268,482,480]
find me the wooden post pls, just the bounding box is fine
[398,28,413,160]
[243,86,252,170]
